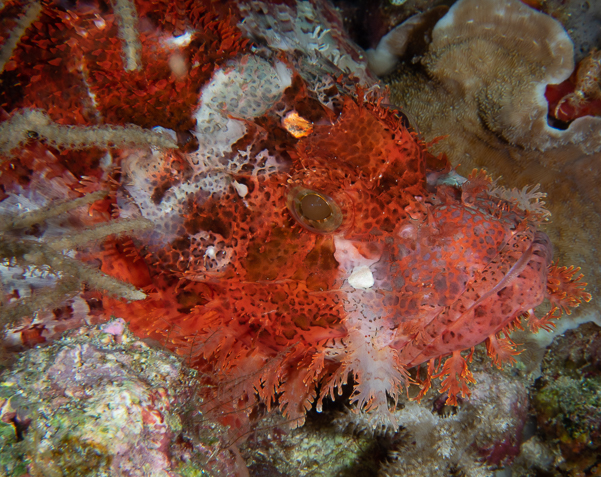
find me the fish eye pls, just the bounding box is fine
[301,194,331,220]
[287,187,343,234]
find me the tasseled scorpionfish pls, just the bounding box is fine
[103,67,591,430]
[0,0,589,433]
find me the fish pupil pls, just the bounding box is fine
[301,194,332,221]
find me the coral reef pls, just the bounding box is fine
[0,319,247,476]
[531,322,601,475]
[543,0,601,63]
[546,48,601,123]
[0,0,596,474]
[379,363,529,476]
[239,348,534,476]
[241,412,381,476]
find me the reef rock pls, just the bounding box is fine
[0,319,246,477]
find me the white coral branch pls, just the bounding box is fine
[0,109,177,156]
[488,182,551,221]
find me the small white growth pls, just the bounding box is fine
[348,265,375,289]
[152,126,177,142]
[165,31,193,47]
[366,46,399,77]
[188,231,237,275]
[0,263,60,299]
[487,182,550,221]
[367,11,433,76]
[233,181,248,198]
[435,426,455,459]
[308,76,341,110]
[334,237,382,289]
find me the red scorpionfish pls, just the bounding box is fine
[0,0,590,435]
[102,73,591,431]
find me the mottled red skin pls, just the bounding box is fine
[0,0,588,431]
[101,77,555,427]
[0,0,248,131]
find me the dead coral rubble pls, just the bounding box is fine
[0,320,247,477]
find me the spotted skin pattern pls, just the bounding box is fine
[0,0,589,433]
[103,74,590,430]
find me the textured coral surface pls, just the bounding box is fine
[0,320,247,476]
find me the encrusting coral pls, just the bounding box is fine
[530,321,601,474]
[0,319,248,476]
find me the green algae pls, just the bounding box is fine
[534,375,601,449]
[0,417,28,476]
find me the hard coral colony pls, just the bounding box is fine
[0,0,593,446]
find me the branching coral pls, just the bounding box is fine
[0,190,151,333]
[0,109,176,157]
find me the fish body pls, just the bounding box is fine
[0,0,589,431]
[109,76,557,428]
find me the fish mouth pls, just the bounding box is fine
[404,230,553,368]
